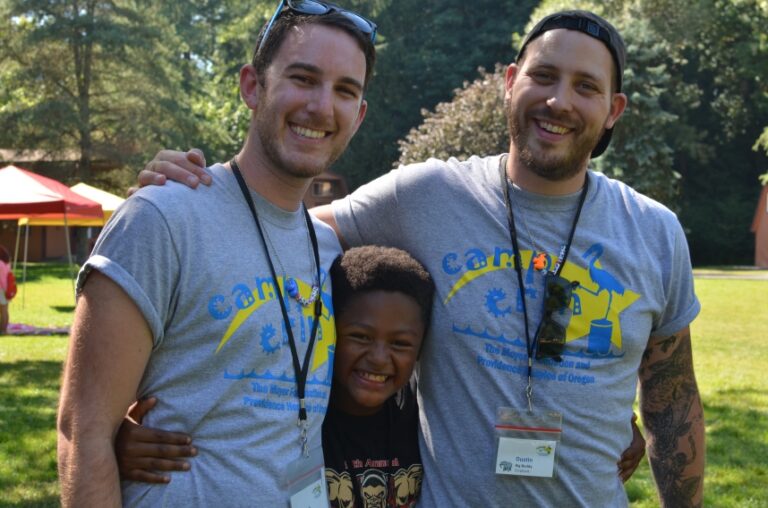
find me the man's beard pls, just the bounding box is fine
[253,88,348,179]
[506,98,603,181]
[256,117,343,180]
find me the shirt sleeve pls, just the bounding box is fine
[651,217,701,337]
[77,196,180,346]
[331,166,406,248]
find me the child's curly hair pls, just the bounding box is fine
[330,246,434,328]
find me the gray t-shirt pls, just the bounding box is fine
[79,163,342,507]
[332,154,700,506]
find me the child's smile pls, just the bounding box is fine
[332,290,425,416]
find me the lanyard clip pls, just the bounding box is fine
[297,417,309,457]
[525,377,534,413]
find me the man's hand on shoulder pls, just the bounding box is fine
[128,148,210,196]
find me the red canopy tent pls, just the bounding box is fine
[0,165,103,219]
[0,165,103,304]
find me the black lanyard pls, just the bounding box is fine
[231,159,322,451]
[498,155,588,408]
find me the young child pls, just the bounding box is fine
[322,245,433,506]
[114,246,645,506]
[0,245,14,334]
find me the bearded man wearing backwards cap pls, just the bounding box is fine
[140,9,705,507]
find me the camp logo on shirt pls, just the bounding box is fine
[442,243,641,384]
[207,273,336,413]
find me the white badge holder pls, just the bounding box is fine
[283,445,329,508]
[495,407,563,478]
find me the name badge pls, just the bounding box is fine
[496,437,558,477]
[283,446,329,508]
[289,475,327,508]
[495,407,563,479]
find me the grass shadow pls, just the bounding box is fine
[12,263,78,283]
[0,360,62,501]
[0,495,59,508]
[51,305,75,313]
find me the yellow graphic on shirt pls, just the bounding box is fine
[393,464,423,505]
[560,256,639,349]
[326,469,355,508]
[214,277,334,372]
[444,246,640,350]
[444,248,514,302]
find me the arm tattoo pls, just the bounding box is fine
[639,329,704,508]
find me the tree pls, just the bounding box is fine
[396,0,768,264]
[757,129,768,184]
[154,0,276,164]
[333,0,538,188]
[397,65,507,165]
[0,0,199,186]
[397,7,697,205]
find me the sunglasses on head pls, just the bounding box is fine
[534,272,579,362]
[257,0,378,54]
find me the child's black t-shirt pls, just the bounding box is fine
[322,384,422,507]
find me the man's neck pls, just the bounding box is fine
[233,143,311,213]
[506,148,589,196]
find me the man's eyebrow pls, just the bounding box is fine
[529,62,607,85]
[285,62,364,91]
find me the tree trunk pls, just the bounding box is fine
[73,0,96,182]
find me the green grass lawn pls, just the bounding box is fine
[0,263,73,507]
[6,263,77,328]
[1,265,766,506]
[624,278,768,508]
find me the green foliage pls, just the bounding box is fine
[396,8,690,205]
[591,18,694,206]
[0,0,201,184]
[1,0,765,262]
[156,0,276,164]
[755,127,768,184]
[334,0,538,188]
[0,0,275,191]
[396,0,768,263]
[397,65,508,165]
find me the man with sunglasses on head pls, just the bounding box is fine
[56,2,376,506]
[139,9,704,508]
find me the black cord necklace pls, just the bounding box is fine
[498,155,588,410]
[231,158,322,456]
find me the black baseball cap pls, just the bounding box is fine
[516,10,626,158]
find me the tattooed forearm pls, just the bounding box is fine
[639,327,705,508]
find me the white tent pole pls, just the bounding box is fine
[13,221,21,271]
[63,211,76,302]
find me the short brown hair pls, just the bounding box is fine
[251,11,376,91]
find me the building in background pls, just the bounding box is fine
[303,170,349,209]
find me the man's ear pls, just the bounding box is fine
[350,99,368,137]
[504,63,519,101]
[240,64,261,110]
[605,92,628,129]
